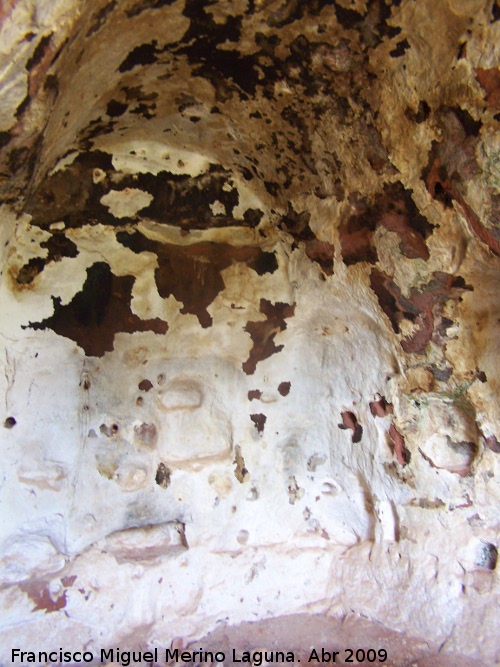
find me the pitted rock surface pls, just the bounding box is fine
[0,0,500,664]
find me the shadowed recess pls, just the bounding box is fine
[117,230,278,327]
[25,262,168,356]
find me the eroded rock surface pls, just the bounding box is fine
[0,0,500,664]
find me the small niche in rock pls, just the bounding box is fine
[338,411,362,443]
[138,379,153,392]
[155,462,171,489]
[100,423,119,437]
[451,106,482,137]
[16,257,46,285]
[234,445,248,483]
[134,422,157,448]
[80,374,91,390]
[278,381,291,396]
[477,541,498,570]
[405,100,431,124]
[389,424,411,465]
[251,251,278,275]
[106,99,128,117]
[389,38,410,58]
[250,413,267,433]
[4,416,16,429]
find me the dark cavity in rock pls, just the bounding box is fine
[243,299,295,374]
[25,262,168,356]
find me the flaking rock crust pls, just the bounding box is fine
[0,0,500,664]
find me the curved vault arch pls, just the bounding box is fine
[0,0,500,664]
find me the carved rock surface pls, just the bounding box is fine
[0,0,499,664]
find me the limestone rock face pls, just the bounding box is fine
[0,0,499,665]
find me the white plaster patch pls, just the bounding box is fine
[48,151,79,175]
[102,140,212,176]
[209,200,226,216]
[100,188,153,218]
[92,167,107,184]
[49,221,66,230]
[231,176,268,221]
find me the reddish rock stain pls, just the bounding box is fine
[250,413,267,433]
[278,381,291,396]
[304,239,335,275]
[248,389,262,400]
[117,230,278,328]
[369,396,393,417]
[338,211,378,265]
[339,183,433,265]
[389,424,410,466]
[423,108,500,257]
[484,434,500,454]
[370,268,471,354]
[20,580,67,613]
[424,144,500,256]
[242,299,295,375]
[453,192,500,258]
[22,34,57,118]
[278,205,334,274]
[475,67,500,109]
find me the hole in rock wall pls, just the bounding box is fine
[0,0,500,664]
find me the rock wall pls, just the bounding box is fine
[0,0,499,665]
